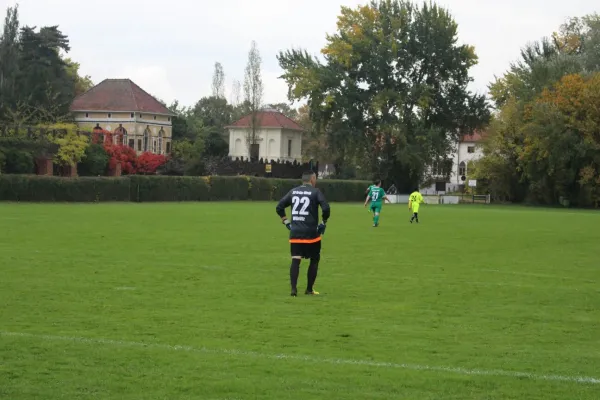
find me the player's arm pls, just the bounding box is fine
[316,190,330,234]
[275,191,292,229]
[383,195,391,204]
[408,197,412,209]
[364,188,372,207]
[317,190,331,223]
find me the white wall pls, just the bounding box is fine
[279,129,303,162]
[228,127,303,162]
[228,128,281,160]
[449,140,483,184]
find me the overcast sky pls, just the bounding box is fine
[3,0,597,107]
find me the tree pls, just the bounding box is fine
[489,14,600,110]
[265,102,298,119]
[477,13,600,205]
[78,143,108,176]
[63,57,93,97]
[169,100,197,141]
[191,96,233,136]
[0,5,20,121]
[45,122,89,166]
[212,62,225,99]
[16,25,75,122]
[230,79,241,107]
[203,131,228,158]
[164,138,206,176]
[243,40,264,160]
[278,1,488,188]
[1,6,92,125]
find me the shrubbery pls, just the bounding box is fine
[0,175,371,203]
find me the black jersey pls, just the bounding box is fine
[276,184,331,241]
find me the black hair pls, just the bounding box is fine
[375,179,382,186]
[302,171,316,182]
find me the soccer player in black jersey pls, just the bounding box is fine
[276,171,330,296]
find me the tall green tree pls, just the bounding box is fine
[278,0,489,188]
[16,25,74,122]
[0,5,21,121]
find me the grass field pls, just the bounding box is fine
[1,202,599,399]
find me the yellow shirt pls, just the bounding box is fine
[409,192,423,207]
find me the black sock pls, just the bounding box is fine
[415,213,419,222]
[307,259,319,292]
[290,259,301,291]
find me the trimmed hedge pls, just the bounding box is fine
[130,176,210,202]
[271,178,302,200]
[317,180,370,202]
[0,174,371,202]
[0,175,130,202]
[248,177,274,201]
[208,176,249,201]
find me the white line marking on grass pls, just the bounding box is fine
[2,331,599,385]
[114,287,136,291]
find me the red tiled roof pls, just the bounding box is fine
[70,79,174,115]
[460,130,486,142]
[226,110,304,131]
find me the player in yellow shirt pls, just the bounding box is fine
[408,189,424,223]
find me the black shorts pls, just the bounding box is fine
[290,240,321,260]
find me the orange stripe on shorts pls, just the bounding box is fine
[289,237,322,244]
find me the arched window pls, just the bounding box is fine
[143,126,150,152]
[234,138,242,155]
[158,128,165,155]
[459,161,466,177]
[268,139,276,156]
[115,124,128,146]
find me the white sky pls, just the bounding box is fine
[3,0,597,107]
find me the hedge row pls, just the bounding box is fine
[0,175,372,202]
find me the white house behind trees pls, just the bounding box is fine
[423,131,485,193]
[226,109,304,162]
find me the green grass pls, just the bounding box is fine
[1,202,599,399]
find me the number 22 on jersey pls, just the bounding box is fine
[292,196,310,215]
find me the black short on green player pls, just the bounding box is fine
[364,180,390,227]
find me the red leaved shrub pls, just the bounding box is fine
[104,144,137,175]
[136,152,167,175]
